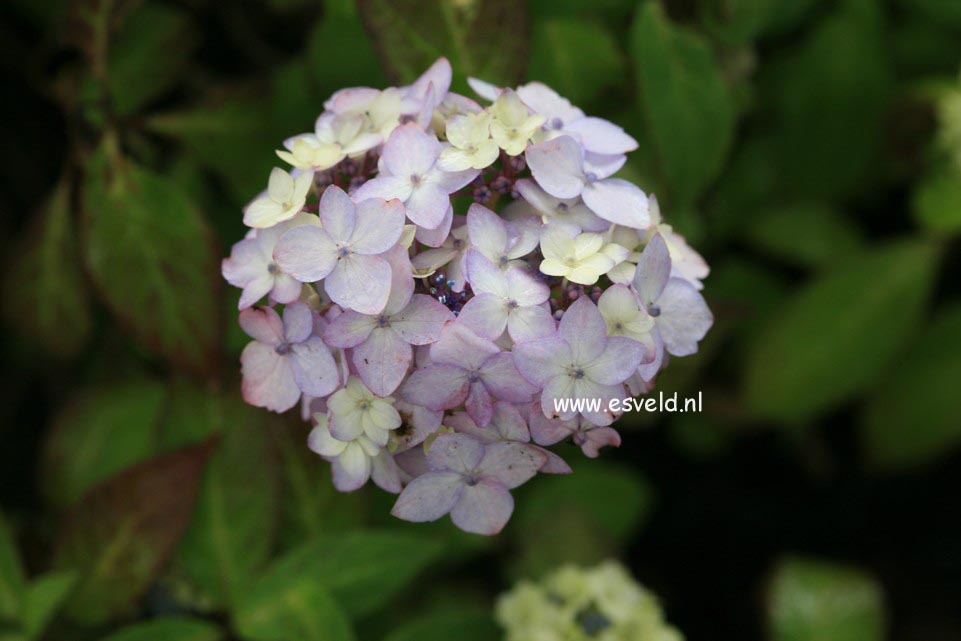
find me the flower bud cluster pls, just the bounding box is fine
[223,58,713,535]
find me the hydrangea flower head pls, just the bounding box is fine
[223,58,713,534]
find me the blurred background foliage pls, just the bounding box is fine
[1,0,960,639]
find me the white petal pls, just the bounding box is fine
[325,254,392,314]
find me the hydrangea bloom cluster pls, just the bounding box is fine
[496,561,684,641]
[222,58,713,535]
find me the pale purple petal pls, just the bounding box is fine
[507,305,556,342]
[476,442,545,488]
[325,253,392,314]
[237,275,275,310]
[491,402,530,441]
[479,352,538,403]
[381,123,441,176]
[391,470,463,522]
[637,332,665,382]
[323,310,376,348]
[565,117,638,155]
[467,76,502,101]
[634,233,672,306]
[382,244,416,315]
[457,293,509,341]
[657,279,713,357]
[430,323,500,370]
[465,380,494,427]
[512,337,571,386]
[581,178,650,229]
[427,433,485,473]
[406,183,451,229]
[352,174,413,202]
[525,135,586,199]
[528,410,574,446]
[467,203,509,258]
[371,450,403,494]
[273,226,338,282]
[541,375,577,420]
[506,267,550,306]
[331,448,371,492]
[535,446,573,474]
[391,294,455,344]
[583,336,646,385]
[241,342,299,412]
[401,363,470,411]
[583,152,627,179]
[426,167,479,193]
[270,274,303,305]
[571,379,622,427]
[580,427,621,458]
[450,479,513,535]
[283,301,314,343]
[464,250,508,297]
[239,306,285,345]
[353,327,412,396]
[415,205,453,247]
[410,58,452,106]
[350,197,406,254]
[290,336,340,397]
[558,296,607,363]
[318,186,356,241]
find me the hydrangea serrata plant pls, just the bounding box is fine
[222,58,713,535]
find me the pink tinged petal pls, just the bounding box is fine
[479,352,538,403]
[571,379,622,427]
[352,174,413,202]
[457,293,509,341]
[491,402,530,441]
[382,245,416,315]
[467,203,509,258]
[415,205,453,247]
[506,268,550,306]
[507,304,556,342]
[637,332,665,382]
[512,337,572,387]
[401,364,470,411]
[324,86,379,112]
[323,310,377,348]
[445,412,493,443]
[325,254,392,314]
[391,294,454,344]
[465,380,494,427]
[405,183,452,229]
[558,296,608,363]
[536,446,572,474]
[426,167,479,194]
[223,238,268,286]
[283,301,314,343]
[430,323,499,370]
[583,336,646,385]
[353,327,412,396]
[583,152,627,179]
[411,57,452,104]
[371,450,403,494]
[273,226,339,282]
[270,274,303,305]
[450,479,513,535]
[465,250,509,297]
[239,306,285,344]
[331,447,371,492]
[581,179,650,229]
[529,410,574,445]
[241,342,300,412]
[350,197,406,254]
[290,336,340,398]
[477,442,545,488]
[238,275,274,310]
[391,471,464,522]
[634,233,671,306]
[565,117,639,155]
[427,433,486,473]
[381,123,441,176]
[580,427,621,458]
[525,135,586,199]
[318,185,356,241]
[657,279,713,357]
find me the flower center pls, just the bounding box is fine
[410,173,423,186]
[556,202,569,212]
[376,314,390,328]
[453,238,465,249]
[467,371,481,384]
[647,304,661,317]
[267,262,279,274]
[585,172,598,183]
[274,342,292,355]
[337,245,352,258]
[550,117,564,130]
[506,299,519,310]
[572,368,585,379]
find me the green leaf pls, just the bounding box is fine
[862,304,961,470]
[248,530,445,619]
[53,440,215,625]
[898,0,961,30]
[747,203,863,269]
[356,0,528,90]
[307,0,386,92]
[21,571,77,638]
[107,2,198,115]
[174,400,280,610]
[700,0,824,44]
[384,608,499,641]
[630,1,736,205]
[234,576,353,641]
[98,618,223,641]
[912,165,961,235]
[745,239,939,423]
[767,557,885,641]
[41,379,166,509]
[527,19,625,108]
[0,514,24,623]
[82,143,219,375]
[512,460,653,576]
[4,177,91,357]
[761,0,891,199]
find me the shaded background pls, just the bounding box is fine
[1,0,961,640]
